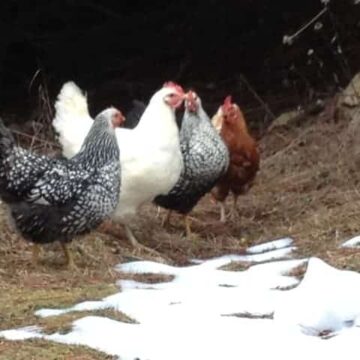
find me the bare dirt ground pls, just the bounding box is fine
[1,97,360,358]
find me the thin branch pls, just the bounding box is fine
[11,129,59,148]
[283,7,327,45]
[238,74,276,120]
[28,68,41,92]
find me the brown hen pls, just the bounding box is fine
[211,96,259,222]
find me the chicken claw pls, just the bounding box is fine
[124,225,170,263]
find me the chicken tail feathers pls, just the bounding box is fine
[0,118,15,158]
[9,202,53,243]
[10,201,72,243]
[55,81,89,118]
[53,81,92,158]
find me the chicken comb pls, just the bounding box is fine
[222,95,233,112]
[187,90,196,101]
[163,81,184,94]
[185,90,198,112]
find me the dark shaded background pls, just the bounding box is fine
[0,0,359,128]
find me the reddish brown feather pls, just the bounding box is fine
[212,100,259,204]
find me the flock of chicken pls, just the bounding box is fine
[0,81,259,267]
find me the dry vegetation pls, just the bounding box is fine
[1,94,360,358]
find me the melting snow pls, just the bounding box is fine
[341,235,360,248]
[2,237,360,359]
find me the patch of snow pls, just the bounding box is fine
[191,246,296,267]
[341,235,360,248]
[274,258,360,335]
[246,237,293,254]
[191,239,295,268]
[0,326,42,341]
[116,260,178,275]
[3,239,360,359]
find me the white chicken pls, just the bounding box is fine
[53,81,185,251]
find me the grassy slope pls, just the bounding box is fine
[1,99,360,358]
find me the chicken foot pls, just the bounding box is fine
[124,224,170,263]
[218,194,240,223]
[74,244,100,264]
[183,215,203,240]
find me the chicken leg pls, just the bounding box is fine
[124,224,169,262]
[124,224,141,248]
[32,244,42,265]
[155,206,162,219]
[161,210,172,227]
[228,194,240,221]
[184,215,192,238]
[60,242,76,269]
[219,202,227,223]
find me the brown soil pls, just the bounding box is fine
[2,97,360,358]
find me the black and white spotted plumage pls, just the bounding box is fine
[154,93,229,214]
[0,108,121,245]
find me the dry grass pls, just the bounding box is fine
[0,339,116,359]
[40,309,136,335]
[2,100,360,357]
[223,312,274,320]
[285,262,308,280]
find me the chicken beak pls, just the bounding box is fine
[120,115,126,126]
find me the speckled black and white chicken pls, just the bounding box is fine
[154,91,229,236]
[0,108,124,267]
